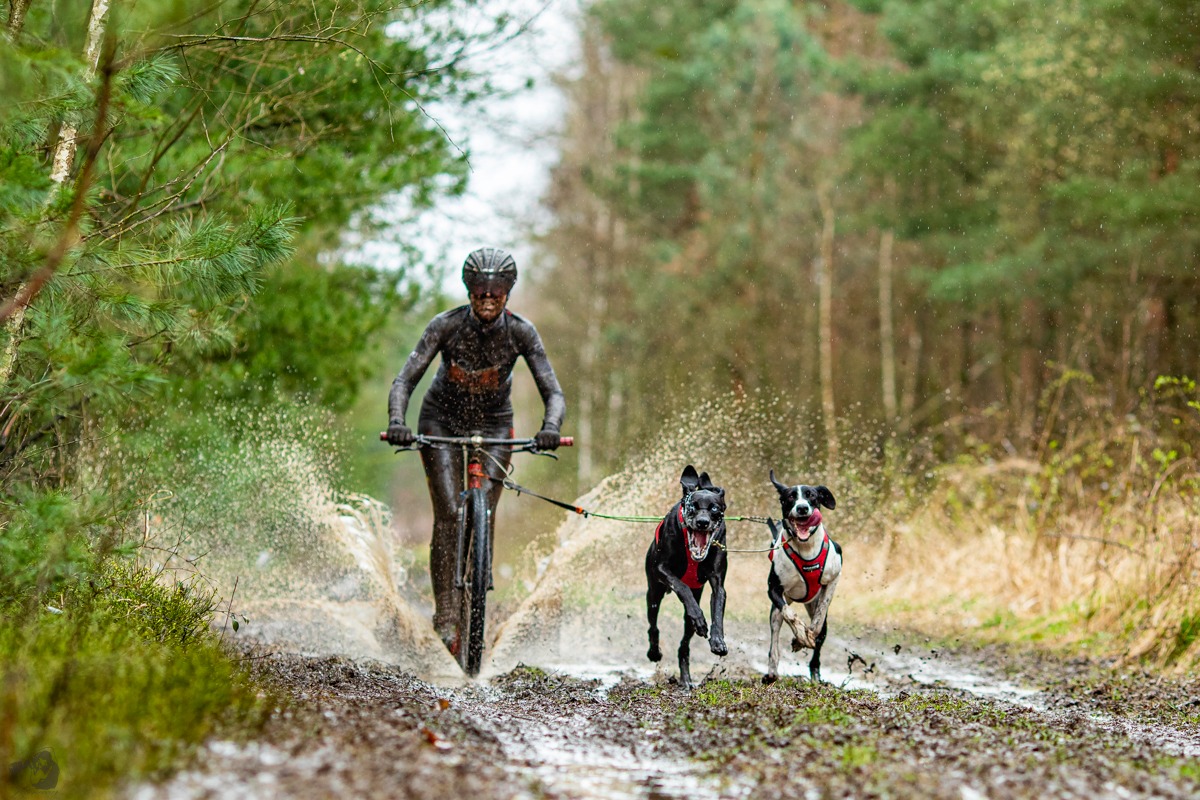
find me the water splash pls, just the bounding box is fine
[128,403,463,683]
[123,392,920,686]
[486,391,913,682]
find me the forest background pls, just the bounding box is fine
[1,0,1197,793]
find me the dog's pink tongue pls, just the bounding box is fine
[796,509,822,532]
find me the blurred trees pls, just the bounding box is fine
[539,0,1199,480]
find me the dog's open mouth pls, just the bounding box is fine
[687,528,713,561]
[786,510,822,542]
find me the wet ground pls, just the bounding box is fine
[129,627,1200,800]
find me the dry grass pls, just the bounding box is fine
[843,446,1200,673]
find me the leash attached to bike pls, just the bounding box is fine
[500,477,781,554]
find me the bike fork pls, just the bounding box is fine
[454,494,467,590]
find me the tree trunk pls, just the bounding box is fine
[878,228,897,423]
[901,320,922,427]
[7,0,33,37]
[1018,297,1041,447]
[816,182,837,464]
[48,0,112,187]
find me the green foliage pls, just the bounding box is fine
[2,1,481,493]
[0,0,502,790]
[215,257,404,410]
[0,560,272,794]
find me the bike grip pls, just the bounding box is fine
[559,436,574,447]
[379,431,387,441]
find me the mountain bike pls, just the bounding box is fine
[381,432,573,676]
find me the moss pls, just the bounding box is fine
[0,560,273,797]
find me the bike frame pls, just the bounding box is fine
[383,431,572,675]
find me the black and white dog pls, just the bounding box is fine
[762,471,842,684]
[645,465,729,689]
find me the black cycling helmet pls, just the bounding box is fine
[462,247,517,293]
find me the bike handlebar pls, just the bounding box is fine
[379,432,574,448]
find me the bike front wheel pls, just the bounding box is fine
[458,487,491,676]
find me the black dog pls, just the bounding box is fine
[763,471,842,684]
[645,465,729,689]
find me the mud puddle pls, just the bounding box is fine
[130,628,1200,800]
[467,675,753,800]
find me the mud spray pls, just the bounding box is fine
[129,405,461,683]
[133,393,913,686]
[487,390,910,684]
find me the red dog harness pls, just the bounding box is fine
[770,529,830,603]
[654,507,704,589]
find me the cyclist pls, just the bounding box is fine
[386,247,566,654]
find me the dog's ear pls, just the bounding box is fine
[680,465,700,495]
[698,471,714,490]
[816,485,836,510]
[769,469,788,495]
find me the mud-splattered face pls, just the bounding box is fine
[469,287,508,323]
[681,489,725,560]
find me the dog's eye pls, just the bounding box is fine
[711,509,724,519]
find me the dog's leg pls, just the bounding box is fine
[655,564,708,639]
[803,574,839,681]
[645,581,666,663]
[763,570,787,684]
[764,605,785,685]
[707,571,727,657]
[805,574,839,645]
[782,605,816,651]
[808,616,829,682]
[678,601,698,690]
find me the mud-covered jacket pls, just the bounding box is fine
[388,306,566,432]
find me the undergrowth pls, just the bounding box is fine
[846,372,1200,672]
[0,556,273,796]
[0,401,340,796]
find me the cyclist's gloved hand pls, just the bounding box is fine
[535,428,561,451]
[387,421,415,446]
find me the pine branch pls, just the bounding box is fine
[156,31,465,159]
[0,48,115,326]
[2,0,113,388]
[93,138,231,245]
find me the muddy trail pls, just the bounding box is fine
[131,627,1200,800]
[134,410,1200,799]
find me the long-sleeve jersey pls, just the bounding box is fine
[388,305,566,432]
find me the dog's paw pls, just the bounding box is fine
[791,628,816,651]
[709,637,728,657]
[647,645,662,662]
[809,669,823,683]
[688,614,709,639]
[761,673,778,685]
